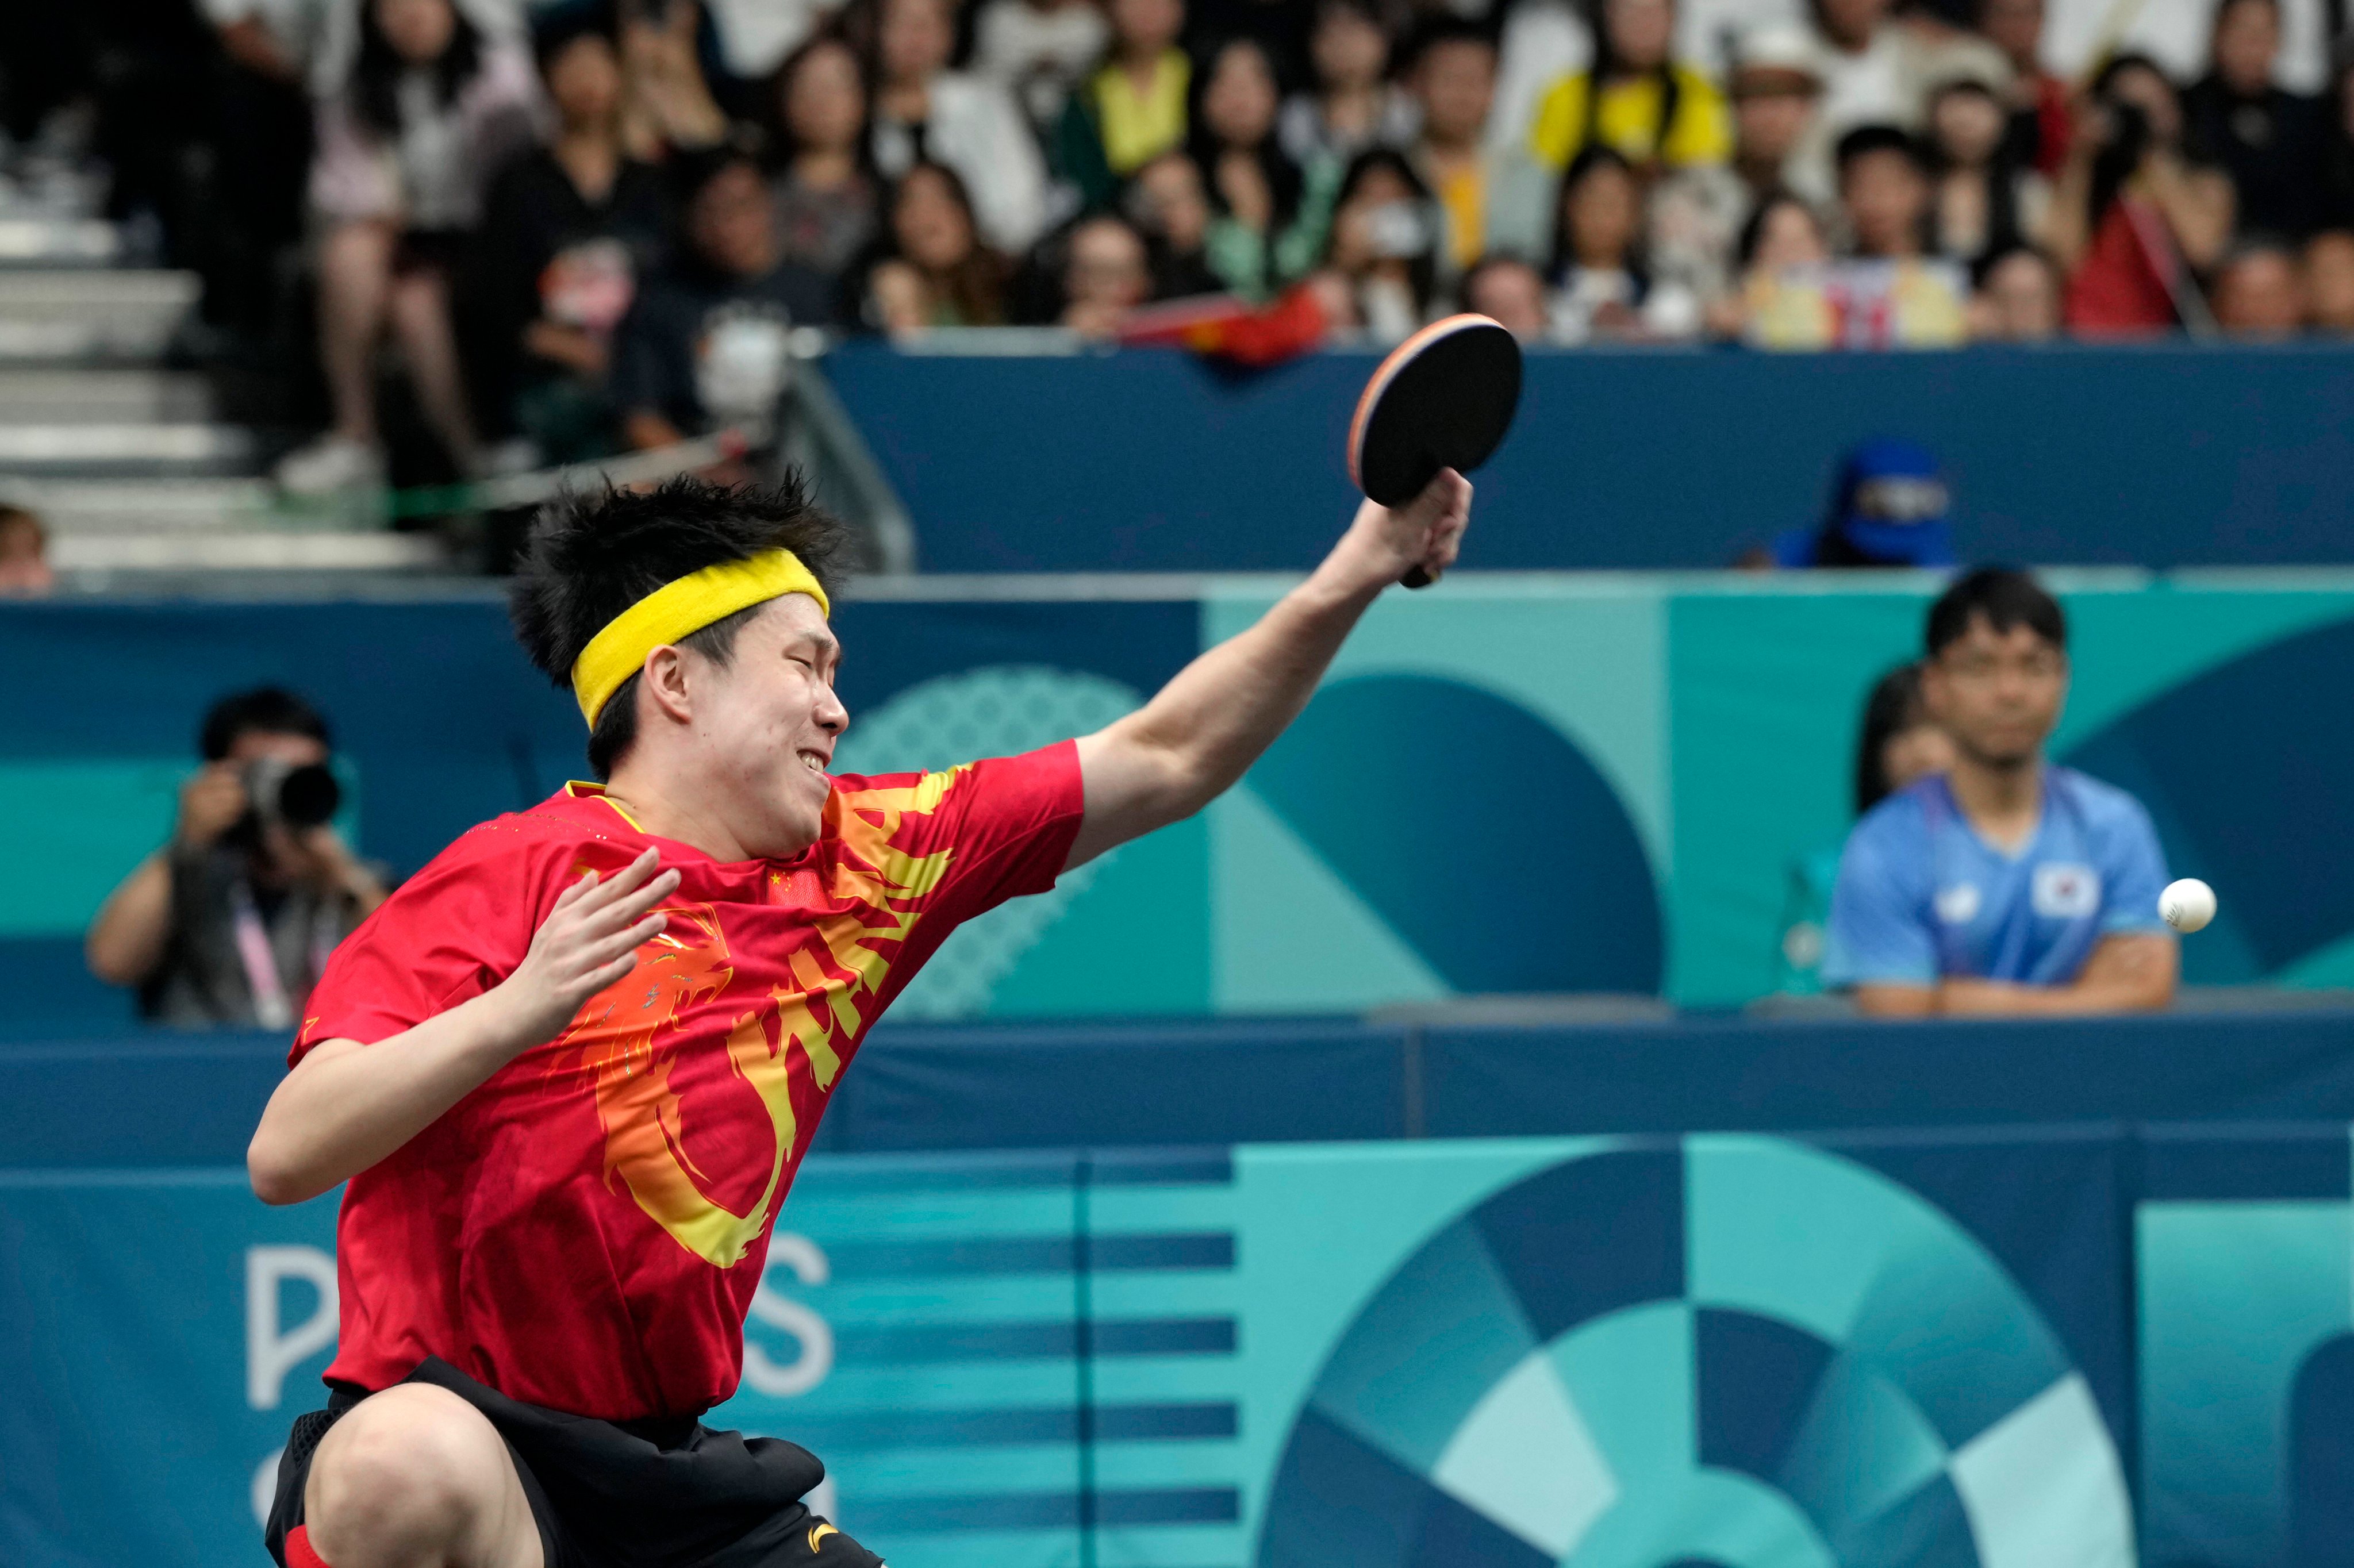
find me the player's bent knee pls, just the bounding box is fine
[306,1386,514,1561]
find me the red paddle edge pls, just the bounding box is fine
[1345,313,1508,497]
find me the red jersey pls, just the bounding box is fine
[2064,199,2180,337]
[294,743,1085,1419]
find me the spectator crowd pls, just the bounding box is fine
[14,0,2354,482]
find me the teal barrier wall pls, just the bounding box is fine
[11,1125,2348,1567]
[9,572,2351,1019]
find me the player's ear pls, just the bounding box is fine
[641,645,697,726]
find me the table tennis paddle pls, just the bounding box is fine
[1346,314,1523,589]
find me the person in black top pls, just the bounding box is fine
[470,4,674,462]
[2183,0,2325,237]
[85,689,389,1030]
[610,150,835,449]
[2315,37,2354,230]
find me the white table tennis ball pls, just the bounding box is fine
[2159,878,2217,933]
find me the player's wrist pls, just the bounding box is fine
[1315,520,1409,600]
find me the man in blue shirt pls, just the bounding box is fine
[1825,568,2178,1015]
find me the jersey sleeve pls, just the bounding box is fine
[2095,790,2174,937]
[836,740,1087,931]
[1821,807,1939,988]
[292,828,573,1066]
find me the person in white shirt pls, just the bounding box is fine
[972,0,1112,132]
[1798,0,2010,193]
[867,0,1053,253]
[1278,0,1419,170]
[277,0,539,494]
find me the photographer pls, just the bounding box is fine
[85,690,388,1029]
[2050,54,2234,334]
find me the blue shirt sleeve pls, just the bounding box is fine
[1822,804,1939,987]
[2094,789,2174,937]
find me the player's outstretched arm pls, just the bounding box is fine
[247,850,681,1205]
[1063,468,1471,869]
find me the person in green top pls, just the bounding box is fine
[1187,36,1342,301]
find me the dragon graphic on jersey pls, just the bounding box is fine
[551,769,970,1267]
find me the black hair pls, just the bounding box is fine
[1969,237,2059,290]
[532,0,618,74]
[673,143,767,207]
[2085,53,2196,227]
[1925,566,2067,659]
[2219,230,2301,269]
[1736,187,1821,268]
[508,475,857,778]
[1854,662,1931,815]
[1315,0,1394,74]
[1186,37,1305,229]
[2213,0,2281,28]
[352,0,486,140]
[0,502,45,549]
[1581,0,1679,159]
[1400,14,1497,75]
[1335,144,1431,208]
[767,32,876,171]
[868,159,1011,325]
[1550,144,1645,279]
[1326,147,1441,313]
[1835,122,1929,178]
[199,688,332,762]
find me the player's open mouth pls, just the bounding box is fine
[798,749,829,774]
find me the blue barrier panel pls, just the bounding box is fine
[17,1010,2354,1167]
[0,1033,287,1166]
[821,341,2354,572]
[2135,1121,2354,1568]
[1419,1008,2354,1137]
[0,1127,2168,1568]
[830,1019,1411,1150]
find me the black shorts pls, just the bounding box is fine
[263,1358,884,1568]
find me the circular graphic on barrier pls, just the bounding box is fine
[1247,675,1663,994]
[1253,1139,2134,1568]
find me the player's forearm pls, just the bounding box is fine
[1936,972,2171,1016]
[247,987,532,1205]
[85,852,173,986]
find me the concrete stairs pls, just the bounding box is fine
[0,172,447,580]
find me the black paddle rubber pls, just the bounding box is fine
[1346,314,1523,587]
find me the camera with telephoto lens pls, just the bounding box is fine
[243,758,341,831]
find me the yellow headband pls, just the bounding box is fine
[570,549,830,727]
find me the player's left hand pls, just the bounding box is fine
[1337,467,1472,591]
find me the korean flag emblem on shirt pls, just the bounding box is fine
[2033,863,2100,918]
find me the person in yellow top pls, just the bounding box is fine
[1529,0,1733,174]
[1056,0,1191,209]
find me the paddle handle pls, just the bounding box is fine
[1400,566,1434,589]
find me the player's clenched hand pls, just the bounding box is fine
[1339,467,1472,590]
[490,848,681,1051]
